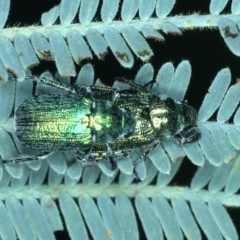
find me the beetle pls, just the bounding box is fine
[1,76,200,178]
[79,79,200,170]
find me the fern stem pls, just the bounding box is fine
[2,14,236,40]
[1,184,239,207]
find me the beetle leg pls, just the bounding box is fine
[9,75,77,93]
[67,146,95,168]
[0,152,53,165]
[137,140,160,161]
[115,77,151,93]
[11,75,93,96]
[35,76,77,93]
[35,76,94,98]
[109,156,117,170]
[125,140,160,182]
[115,77,140,89]
[174,124,200,145]
[66,159,77,168]
[106,144,117,170]
[132,141,161,182]
[133,169,141,183]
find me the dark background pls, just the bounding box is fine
[7,0,240,239]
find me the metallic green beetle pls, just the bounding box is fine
[15,93,135,151]
[78,79,200,169]
[1,76,200,175]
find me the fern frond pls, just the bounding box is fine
[198,68,240,166]
[0,0,239,80]
[0,157,239,239]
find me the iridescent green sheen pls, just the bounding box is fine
[83,86,199,161]
[15,94,93,151]
[15,93,136,152]
[93,100,136,144]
